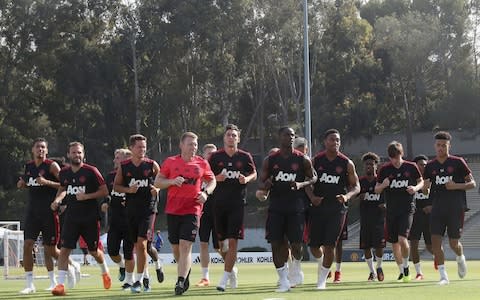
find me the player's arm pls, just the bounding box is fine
[150,161,161,197]
[375,168,389,194]
[77,184,109,201]
[37,161,61,189]
[422,179,431,195]
[239,154,258,184]
[113,165,137,194]
[337,160,360,203]
[257,157,272,191]
[406,177,424,195]
[294,157,317,190]
[154,161,185,189]
[446,173,476,191]
[51,186,67,211]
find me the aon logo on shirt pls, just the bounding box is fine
[221,168,241,179]
[27,177,41,187]
[415,192,428,200]
[435,175,452,185]
[319,173,340,184]
[129,178,149,187]
[111,190,125,197]
[390,179,408,189]
[67,185,86,195]
[365,192,380,201]
[275,171,296,182]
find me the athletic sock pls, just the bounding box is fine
[366,257,375,273]
[376,256,383,269]
[202,267,209,280]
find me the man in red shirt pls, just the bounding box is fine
[155,132,216,295]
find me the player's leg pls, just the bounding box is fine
[287,212,305,287]
[447,209,466,279]
[197,212,212,287]
[85,220,111,289]
[266,212,290,292]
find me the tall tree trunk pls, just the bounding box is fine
[132,33,140,133]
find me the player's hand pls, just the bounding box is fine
[76,192,88,201]
[100,203,109,213]
[423,205,432,214]
[196,191,208,204]
[128,184,140,193]
[171,176,185,187]
[150,185,159,197]
[382,177,390,188]
[445,180,457,190]
[50,200,61,211]
[359,193,366,201]
[336,194,348,203]
[255,189,269,202]
[238,174,247,185]
[216,172,227,182]
[59,205,67,214]
[290,181,301,190]
[17,177,26,188]
[310,196,324,206]
[378,203,386,212]
[406,186,416,195]
[36,176,48,186]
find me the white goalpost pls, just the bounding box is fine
[1,221,23,279]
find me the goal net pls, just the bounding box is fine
[1,221,24,279]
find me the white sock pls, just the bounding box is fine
[118,258,125,268]
[438,264,448,279]
[99,260,109,274]
[143,267,150,279]
[397,263,404,274]
[336,263,341,272]
[136,272,144,283]
[456,254,466,262]
[316,255,324,268]
[402,257,409,268]
[25,271,34,287]
[48,271,57,286]
[276,264,288,281]
[292,258,301,272]
[202,267,209,280]
[376,256,383,269]
[414,262,422,275]
[319,266,330,284]
[222,271,231,283]
[155,259,162,270]
[366,257,375,273]
[125,272,134,284]
[58,270,67,285]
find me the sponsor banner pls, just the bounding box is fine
[160,252,273,265]
[71,252,274,266]
[342,249,395,262]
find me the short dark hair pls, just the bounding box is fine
[278,126,293,135]
[225,124,240,134]
[32,137,48,147]
[387,141,403,158]
[202,143,217,152]
[361,152,380,163]
[413,154,428,163]
[434,131,451,141]
[324,128,340,139]
[129,134,147,146]
[68,141,84,151]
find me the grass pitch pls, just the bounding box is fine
[1,261,479,299]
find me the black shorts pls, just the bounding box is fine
[266,211,305,244]
[167,214,199,244]
[214,205,245,241]
[409,210,432,245]
[385,211,413,243]
[430,207,464,239]
[24,209,59,246]
[108,223,134,260]
[360,217,386,249]
[308,210,346,247]
[198,212,219,248]
[61,217,100,251]
[127,213,156,243]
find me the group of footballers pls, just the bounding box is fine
[17,125,476,296]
